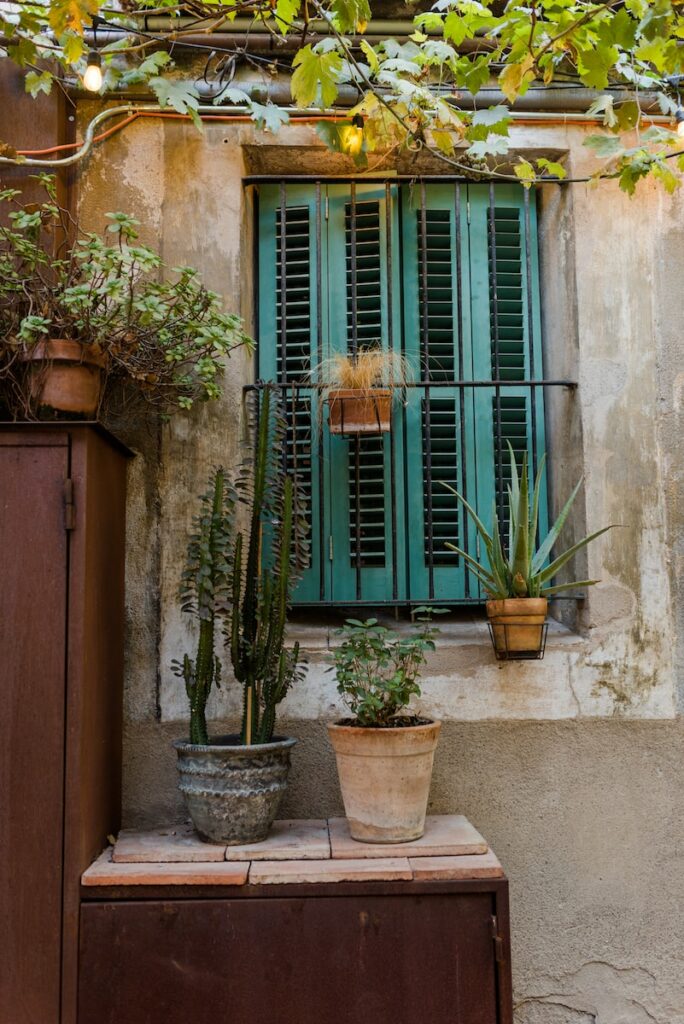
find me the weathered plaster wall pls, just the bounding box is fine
[76,111,683,1022]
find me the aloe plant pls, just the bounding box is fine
[445,444,614,600]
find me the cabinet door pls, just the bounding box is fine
[80,893,499,1024]
[0,438,69,1024]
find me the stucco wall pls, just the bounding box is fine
[76,111,683,1022]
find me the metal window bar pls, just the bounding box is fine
[253,178,577,608]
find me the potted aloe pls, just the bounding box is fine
[328,611,441,843]
[172,388,307,844]
[445,445,614,658]
[316,347,408,435]
[0,175,252,419]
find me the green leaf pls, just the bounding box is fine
[331,0,371,33]
[584,134,624,157]
[291,44,343,109]
[150,77,201,127]
[586,95,618,129]
[273,0,300,35]
[471,105,511,128]
[537,526,614,585]
[359,39,379,76]
[616,100,640,131]
[499,54,534,104]
[25,70,53,97]
[577,46,619,90]
[249,102,290,133]
[514,159,536,187]
[536,158,567,180]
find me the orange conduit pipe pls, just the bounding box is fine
[16,111,350,156]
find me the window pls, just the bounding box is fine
[256,182,547,606]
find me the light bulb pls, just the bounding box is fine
[341,115,364,157]
[83,51,103,92]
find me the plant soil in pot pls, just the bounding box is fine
[171,389,307,844]
[327,388,392,435]
[328,718,440,843]
[174,736,296,844]
[486,597,548,657]
[22,339,105,416]
[328,612,443,843]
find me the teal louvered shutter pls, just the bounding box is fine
[401,184,479,601]
[325,185,406,603]
[257,186,324,602]
[467,185,548,576]
[257,183,546,606]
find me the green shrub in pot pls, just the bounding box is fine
[327,610,443,844]
[0,175,253,419]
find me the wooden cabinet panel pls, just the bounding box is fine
[79,892,500,1024]
[0,425,129,1024]
[0,440,69,1024]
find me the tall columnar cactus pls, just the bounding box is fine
[229,386,307,745]
[172,468,235,745]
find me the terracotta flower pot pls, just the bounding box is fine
[486,597,548,658]
[327,388,392,435]
[327,719,441,843]
[22,339,105,416]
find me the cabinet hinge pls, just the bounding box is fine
[491,915,505,964]
[325,194,329,220]
[328,535,334,561]
[64,477,75,531]
[466,200,471,224]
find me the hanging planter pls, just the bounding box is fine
[486,598,548,660]
[314,348,409,437]
[327,387,392,435]
[444,443,616,662]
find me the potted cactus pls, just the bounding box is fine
[173,388,307,845]
[327,611,441,843]
[445,445,614,659]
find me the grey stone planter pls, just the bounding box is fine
[174,735,296,845]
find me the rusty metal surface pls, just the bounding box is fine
[0,435,69,1024]
[0,424,130,1024]
[79,890,503,1024]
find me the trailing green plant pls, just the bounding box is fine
[331,609,441,727]
[0,175,253,418]
[445,444,614,600]
[229,386,309,745]
[172,467,236,745]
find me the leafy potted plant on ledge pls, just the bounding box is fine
[0,176,252,420]
[328,611,441,844]
[316,347,409,435]
[173,388,307,845]
[446,445,614,659]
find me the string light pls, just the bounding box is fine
[83,51,103,92]
[341,113,364,157]
[675,107,684,139]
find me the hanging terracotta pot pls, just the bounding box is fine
[486,597,548,659]
[327,388,392,435]
[22,339,106,416]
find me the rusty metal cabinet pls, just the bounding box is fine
[78,879,512,1024]
[0,424,129,1024]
